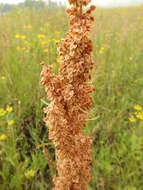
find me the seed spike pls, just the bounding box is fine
[41,0,96,189]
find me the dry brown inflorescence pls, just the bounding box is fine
[41,0,96,189]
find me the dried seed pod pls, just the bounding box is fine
[41,0,96,189]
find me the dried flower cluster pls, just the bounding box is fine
[41,0,96,189]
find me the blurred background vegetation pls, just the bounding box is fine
[0,0,63,13]
[0,0,143,189]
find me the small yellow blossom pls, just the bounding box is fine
[15,34,20,39]
[55,40,60,44]
[129,115,136,123]
[38,34,46,39]
[136,112,143,121]
[0,108,6,117]
[8,120,14,126]
[21,35,26,40]
[52,39,60,43]
[41,41,48,46]
[25,169,36,179]
[134,105,142,111]
[43,49,49,53]
[0,134,7,141]
[6,106,13,113]
[1,76,5,80]
[57,58,60,64]
[99,47,104,54]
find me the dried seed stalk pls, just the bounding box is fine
[41,0,96,189]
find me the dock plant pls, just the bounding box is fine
[41,0,96,189]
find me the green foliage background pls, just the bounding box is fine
[0,4,143,190]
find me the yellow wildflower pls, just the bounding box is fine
[25,169,36,179]
[6,106,13,113]
[41,41,48,46]
[136,112,143,121]
[134,105,142,111]
[52,39,60,43]
[38,34,46,39]
[15,34,20,39]
[43,49,48,53]
[99,47,104,54]
[129,115,136,123]
[21,35,26,40]
[1,76,5,80]
[8,120,14,126]
[0,108,6,117]
[0,134,7,141]
[57,58,60,63]
[55,40,60,44]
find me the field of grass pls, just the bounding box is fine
[0,5,143,190]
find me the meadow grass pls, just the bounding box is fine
[0,5,143,190]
